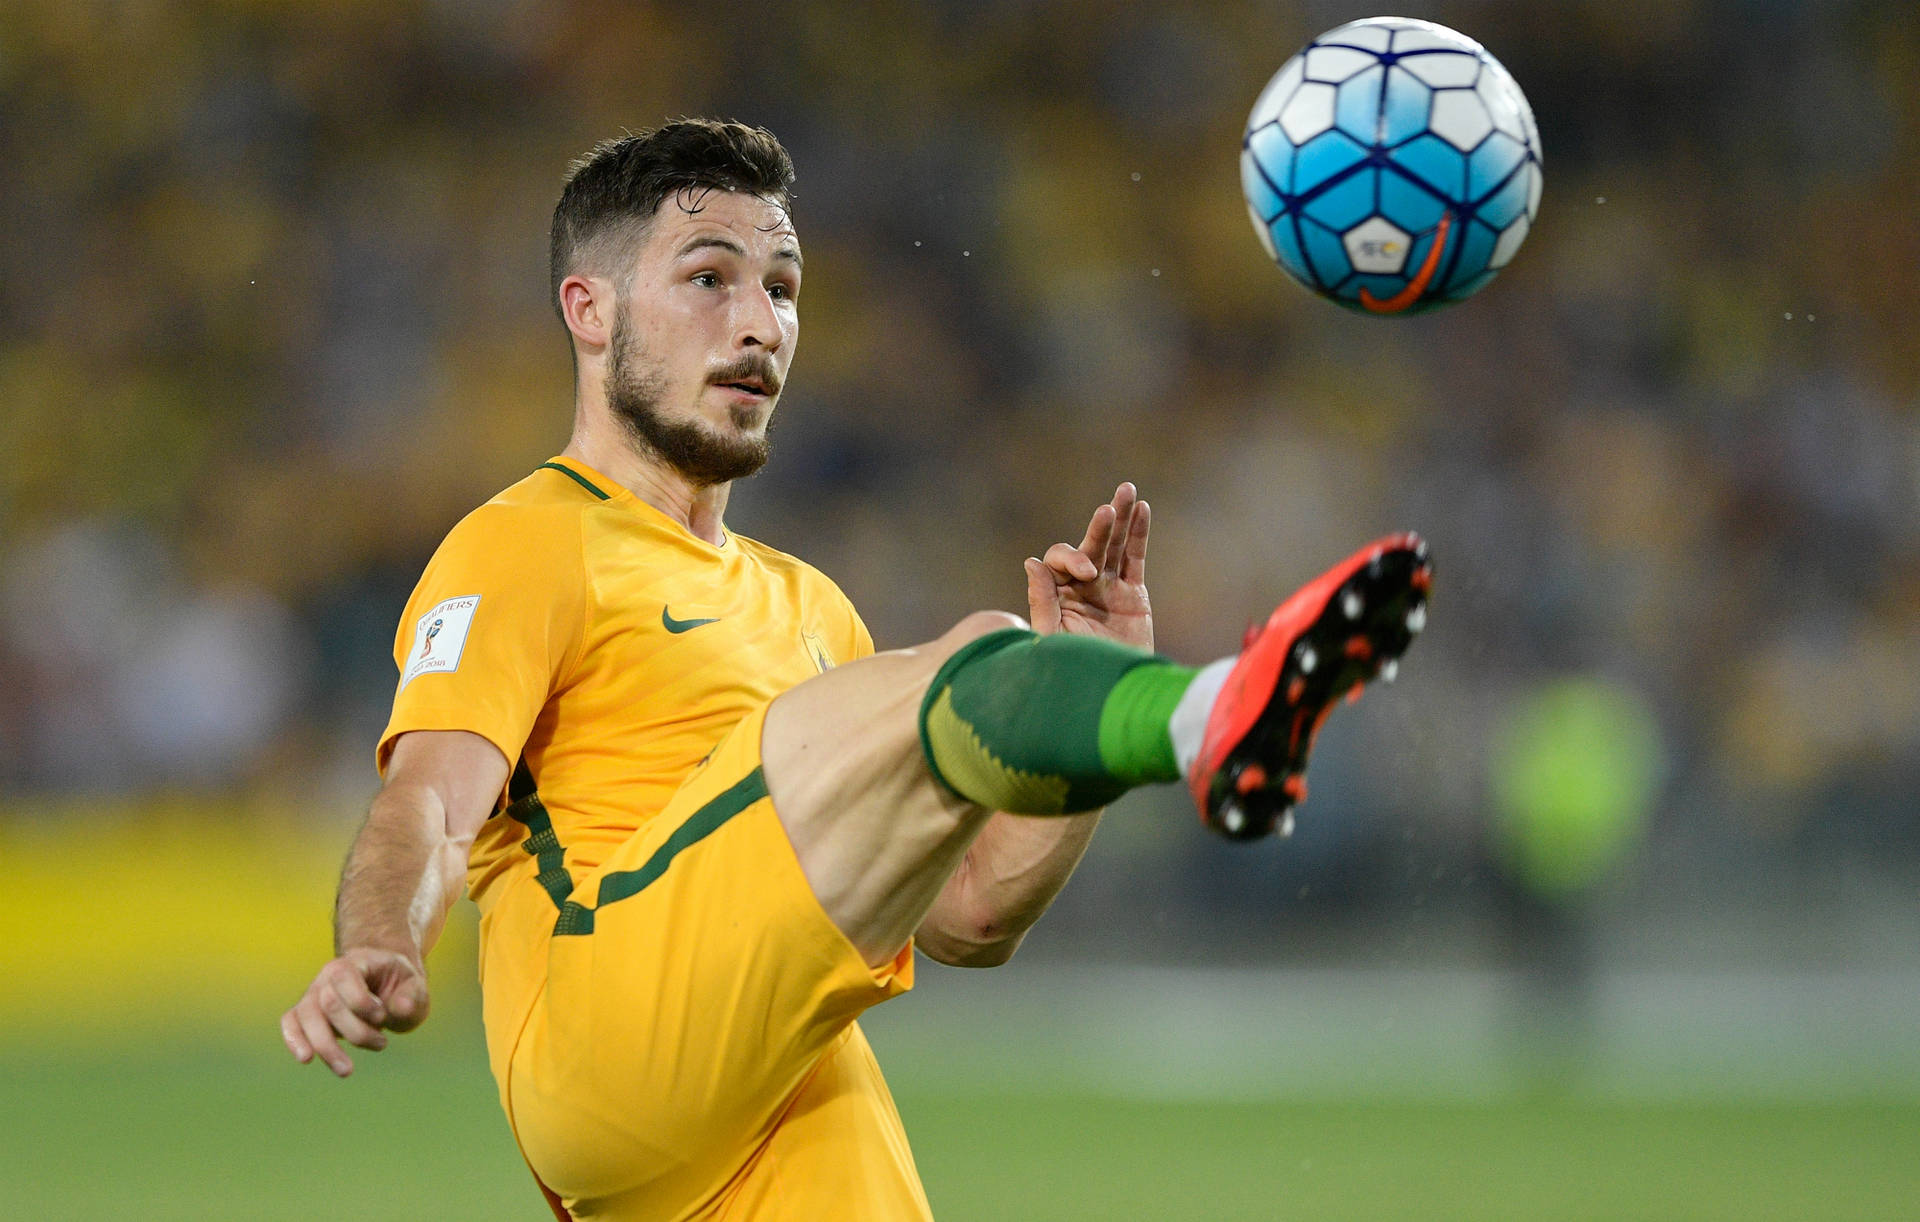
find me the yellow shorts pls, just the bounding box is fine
[492,704,930,1221]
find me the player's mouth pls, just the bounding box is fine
[709,363,780,403]
[713,379,771,402]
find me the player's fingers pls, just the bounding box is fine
[1073,503,1116,568]
[1024,558,1062,634]
[319,985,389,1052]
[1044,541,1098,584]
[1101,484,1136,574]
[293,1001,355,1077]
[324,960,389,1028]
[380,974,431,1033]
[280,1008,314,1063]
[1122,499,1150,583]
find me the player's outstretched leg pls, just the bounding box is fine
[920,533,1432,840]
[761,534,1431,964]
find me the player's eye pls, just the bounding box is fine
[692,271,721,288]
[768,281,796,301]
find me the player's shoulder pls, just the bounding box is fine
[432,463,605,562]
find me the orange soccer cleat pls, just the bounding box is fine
[1190,533,1433,840]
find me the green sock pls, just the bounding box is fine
[918,628,1195,814]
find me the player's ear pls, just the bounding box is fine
[559,273,613,355]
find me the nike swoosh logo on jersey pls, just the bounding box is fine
[662,606,721,633]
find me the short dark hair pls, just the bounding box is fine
[549,119,796,322]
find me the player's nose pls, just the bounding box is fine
[733,283,784,352]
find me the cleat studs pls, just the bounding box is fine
[1380,659,1398,684]
[1411,568,1433,594]
[1344,635,1373,660]
[1296,643,1317,674]
[1278,809,1296,838]
[1341,589,1363,620]
[1405,604,1427,634]
[1235,763,1269,795]
[1282,774,1307,802]
[1286,676,1307,704]
[1220,802,1246,835]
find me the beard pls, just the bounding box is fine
[605,312,773,487]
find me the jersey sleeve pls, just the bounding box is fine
[832,582,874,663]
[377,501,587,778]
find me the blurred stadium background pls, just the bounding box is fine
[4,0,1918,1217]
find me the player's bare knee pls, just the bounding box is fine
[937,609,1027,653]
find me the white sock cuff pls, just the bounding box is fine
[1168,656,1236,779]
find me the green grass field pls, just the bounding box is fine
[8,1036,1918,1221]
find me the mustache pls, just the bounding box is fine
[708,354,782,396]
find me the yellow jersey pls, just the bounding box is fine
[380,456,869,910]
[377,457,927,1221]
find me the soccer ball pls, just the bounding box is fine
[1241,17,1542,314]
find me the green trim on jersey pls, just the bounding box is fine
[505,791,578,915]
[507,767,768,937]
[575,767,769,932]
[538,461,611,501]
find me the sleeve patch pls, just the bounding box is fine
[401,595,481,689]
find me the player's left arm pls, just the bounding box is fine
[915,483,1151,968]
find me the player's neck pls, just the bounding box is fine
[561,431,731,547]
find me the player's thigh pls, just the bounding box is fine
[761,609,1025,967]
[506,704,910,1208]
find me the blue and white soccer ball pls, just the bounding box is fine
[1241,17,1543,314]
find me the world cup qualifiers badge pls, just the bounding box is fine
[421,618,443,658]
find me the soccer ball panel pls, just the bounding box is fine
[1245,124,1296,198]
[1467,131,1526,201]
[1244,199,1279,261]
[1343,216,1412,275]
[1320,20,1395,52]
[1378,169,1448,235]
[1429,89,1493,151]
[1477,162,1532,229]
[1441,218,1499,295]
[1380,66,1435,145]
[1269,214,1313,283]
[1304,44,1377,83]
[1302,167,1376,231]
[1399,52,1481,89]
[1241,147,1285,223]
[1390,22,1485,55]
[1476,72,1529,144]
[1247,57,1306,132]
[1279,81,1338,144]
[1519,95,1543,161]
[1489,213,1531,269]
[1294,128,1369,196]
[1335,66,1385,143]
[1387,133,1468,201]
[1298,218,1352,288]
[1526,162,1543,219]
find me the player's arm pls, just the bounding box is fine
[916,483,1151,967]
[279,729,507,1076]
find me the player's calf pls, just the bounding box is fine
[917,534,1433,839]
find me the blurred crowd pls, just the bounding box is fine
[1,0,1915,954]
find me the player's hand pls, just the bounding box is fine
[1025,481,1152,651]
[279,947,431,1078]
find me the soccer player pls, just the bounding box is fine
[280,120,1431,1222]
